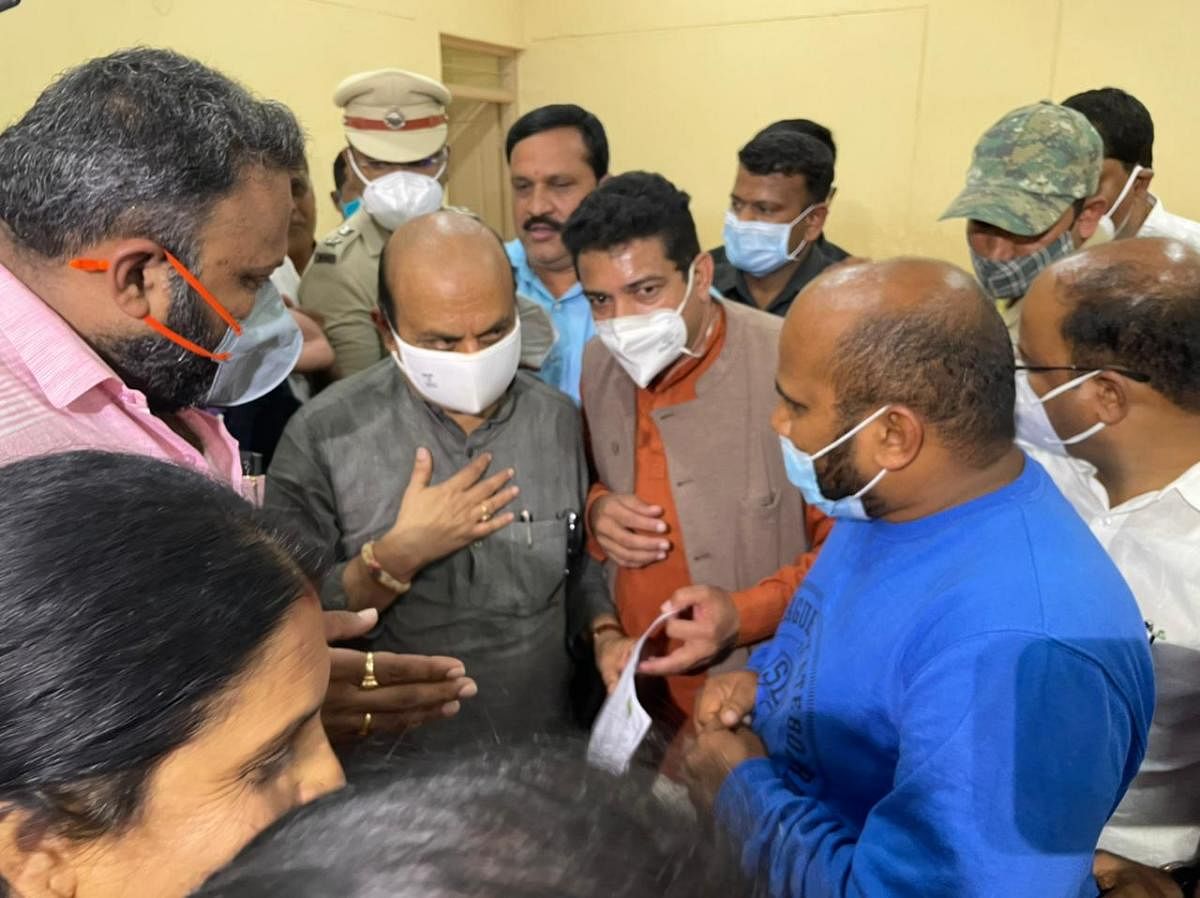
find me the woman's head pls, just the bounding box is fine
[194,746,753,898]
[0,451,343,898]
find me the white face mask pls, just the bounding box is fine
[206,281,302,407]
[389,315,521,415]
[1014,368,1105,455]
[594,260,700,389]
[1089,164,1144,246]
[721,205,819,277]
[347,150,446,231]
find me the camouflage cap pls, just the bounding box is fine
[940,101,1102,236]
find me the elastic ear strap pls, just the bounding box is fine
[1111,164,1144,213]
[69,258,110,273]
[345,148,373,186]
[852,466,889,499]
[1040,369,1101,403]
[143,315,231,361]
[163,250,242,334]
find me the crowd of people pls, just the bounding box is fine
[0,45,1196,898]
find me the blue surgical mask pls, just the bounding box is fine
[340,197,362,219]
[722,205,819,277]
[778,406,890,520]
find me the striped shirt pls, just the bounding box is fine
[0,262,242,488]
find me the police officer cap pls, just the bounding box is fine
[335,69,452,165]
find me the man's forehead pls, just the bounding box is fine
[512,127,587,163]
[202,197,288,268]
[579,239,672,283]
[735,166,808,197]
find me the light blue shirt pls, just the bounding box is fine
[506,239,594,403]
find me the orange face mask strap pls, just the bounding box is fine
[162,251,242,335]
[142,316,231,362]
[68,252,237,362]
[69,259,110,273]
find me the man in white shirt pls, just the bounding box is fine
[1063,88,1200,251]
[1017,237,1200,896]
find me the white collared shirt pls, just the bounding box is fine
[1030,446,1200,865]
[1138,194,1200,253]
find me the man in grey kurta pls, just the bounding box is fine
[268,211,609,748]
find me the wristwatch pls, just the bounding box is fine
[360,541,412,595]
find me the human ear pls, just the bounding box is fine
[106,239,174,322]
[870,406,923,473]
[0,813,79,898]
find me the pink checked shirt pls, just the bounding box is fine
[0,262,243,489]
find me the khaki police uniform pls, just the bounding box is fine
[300,208,391,378]
[299,69,451,379]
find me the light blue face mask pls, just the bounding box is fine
[205,281,302,407]
[340,197,363,220]
[722,205,818,277]
[778,405,890,520]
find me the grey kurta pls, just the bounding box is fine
[266,360,610,747]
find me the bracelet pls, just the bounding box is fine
[591,622,624,641]
[360,541,412,596]
[1165,862,1200,894]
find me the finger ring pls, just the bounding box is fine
[359,712,373,738]
[479,502,492,522]
[360,651,379,690]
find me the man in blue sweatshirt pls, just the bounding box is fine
[683,258,1155,898]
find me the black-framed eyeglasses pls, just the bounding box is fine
[1015,363,1151,384]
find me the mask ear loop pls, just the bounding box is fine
[677,259,709,359]
[786,203,823,261]
[1107,164,1144,237]
[345,147,374,186]
[1036,369,1102,404]
[1035,369,1106,446]
[69,251,241,361]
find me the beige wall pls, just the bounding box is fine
[3,0,1198,266]
[517,0,1200,268]
[0,0,522,241]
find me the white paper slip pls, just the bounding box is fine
[586,608,681,775]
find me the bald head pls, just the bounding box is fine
[780,257,1015,464]
[377,211,516,349]
[1023,237,1200,412]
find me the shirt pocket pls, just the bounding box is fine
[470,519,568,616]
[739,489,782,518]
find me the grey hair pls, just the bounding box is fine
[193,745,757,898]
[0,47,304,268]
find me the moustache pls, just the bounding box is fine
[522,215,563,233]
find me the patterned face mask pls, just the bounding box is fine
[970,230,1075,300]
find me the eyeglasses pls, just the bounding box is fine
[1015,363,1151,384]
[352,147,446,175]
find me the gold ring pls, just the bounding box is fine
[479,502,492,522]
[358,712,373,738]
[360,651,379,690]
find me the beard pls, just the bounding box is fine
[813,428,886,519]
[93,273,226,414]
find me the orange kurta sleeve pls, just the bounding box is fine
[730,505,835,645]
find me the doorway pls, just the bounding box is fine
[440,35,520,240]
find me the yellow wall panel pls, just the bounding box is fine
[0,0,521,240]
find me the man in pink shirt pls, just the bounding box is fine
[0,47,473,743]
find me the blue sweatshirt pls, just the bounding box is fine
[717,456,1154,898]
